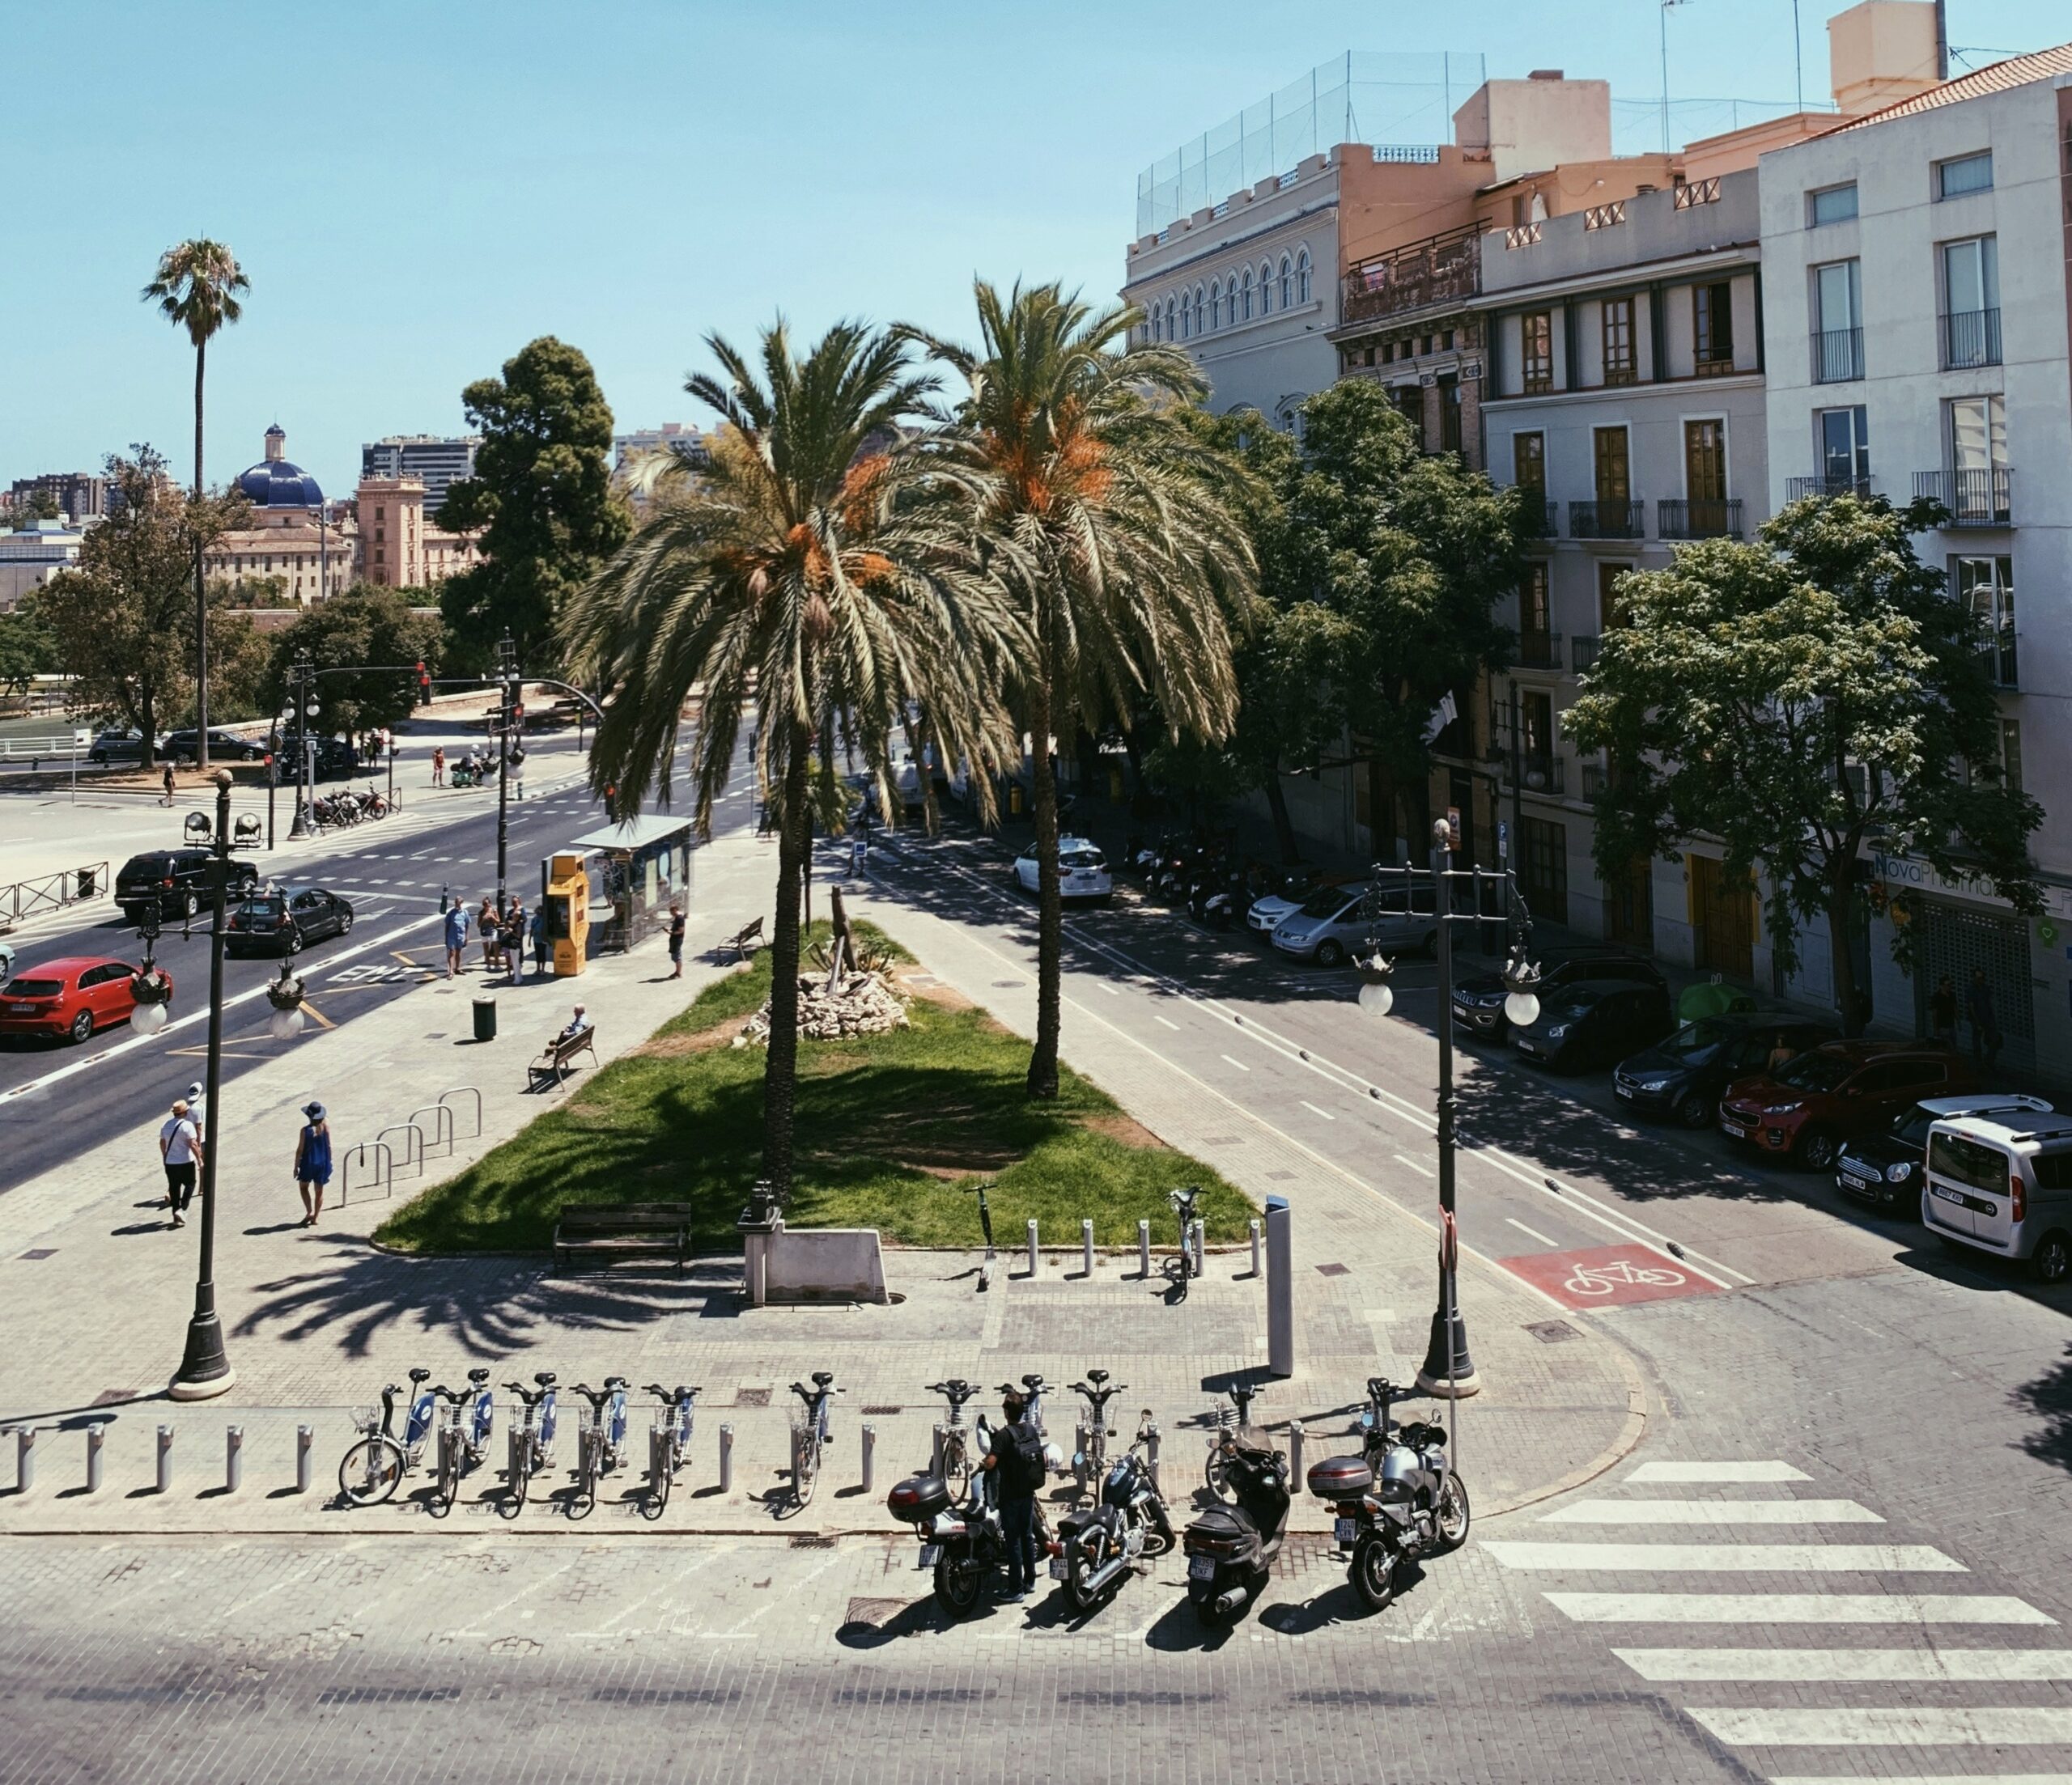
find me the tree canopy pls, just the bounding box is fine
[1563,494,2040,1031]
[264,585,445,735]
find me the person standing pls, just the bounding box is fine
[159,1098,202,1228]
[431,745,445,787]
[529,905,551,980]
[1930,975,1959,1049]
[979,1390,1046,1602]
[185,1080,207,1147]
[294,1101,332,1226]
[443,897,469,978]
[501,899,526,984]
[478,897,499,973]
[161,762,176,807]
[667,903,686,979]
[1967,969,2002,1069]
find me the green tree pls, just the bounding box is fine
[906,281,1254,1098]
[1564,494,2040,1033]
[2,488,62,528]
[439,337,631,672]
[142,237,248,769]
[36,447,247,761]
[263,585,444,735]
[0,591,57,691]
[563,320,1021,1198]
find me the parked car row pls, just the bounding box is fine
[86,727,271,765]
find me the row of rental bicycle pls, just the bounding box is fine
[337,1366,1471,1627]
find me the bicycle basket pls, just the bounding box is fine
[350,1406,382,1435]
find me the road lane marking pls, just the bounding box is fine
[1544,1499,1882,1525]
[1506,1218,1558,1247]
[1615,1647,2072,1681]
[1547,1593,2050,1625]
[1627,1461,1810,1483]
[1395,1153,1436,1179]
[1485,1542,1962,1572]
[1098,983,1120,996]
[1220,1054,1250,1071]
[1153,1013,1181,1030]
[1299,1100,1335,1121]
[1691,1706,2072,1747]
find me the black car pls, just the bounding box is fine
[161,728,269,765]
[278,734,359,780]
[1612,1013,1838,1130]
[86,729,159,765]
[1834,1092,2055,1215]
[224,886,355,956]
[1512,978,1675,1072]
[115,850,260,921]
[1454,946,1665,1042]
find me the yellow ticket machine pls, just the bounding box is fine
[546,853,590,977]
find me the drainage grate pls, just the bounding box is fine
[1526,1319,1581,1343]
[1314,1262,1350,1278]
[734,1387,771,1406]
[860,1404,902,1416]
[18,1249,55,1261]
[789,1533,836,1548]
[844,1596,908,1626]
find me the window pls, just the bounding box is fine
[1438,374,1461,454]
[1519,562,1552,651]
[1812,259,1863,381]
[2002,719,2023,794]
[1936,151,1993,200]
[1818,405,1870,490]
[1193,286,1205,335]
[1518,816,1568,926]
[1278,256,1293,310]
[375,506,385,520]
[1930,1131,2010,1194]
[1684,418,1726,502]
[1694,280,1734,371]
[1513,430,1546,493]
[1164,299,1175,341]
[1809,182,1858,227]
[1296,248,1311,304]
[1259,261,1273,313]
[1593,426,1630,504]
[1941,236,2001,367]
[1241,268,1253,320]
[1521,310,1553,393]
[1210,281,1223,330]
[1180,295,1191,340]
[1947,393,2007,472]
[1602,295,1636,384]
[1956,556,2016,685]
[1599,562,1633,631]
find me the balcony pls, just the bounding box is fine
[1941,307,2002,371]
[1518,755,1565,795]
[1342,223,1482,325]
[1658,498,1743,540]
[1787,474,1876,502]
[1504,221,1543,250]
[1518,497,1558,539]
[1914,468,2013,527]
[1673,176,1722,210]
[1978,623,2019,689]
[1571,634,1602,673]
[1518,629,1563,671]
[1569,499,1645,540]
[1811,327,1866,384]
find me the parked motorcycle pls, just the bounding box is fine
[1051,1407,1172,1612]
[1307,1376,1471,1613]
[889,1412,1021,1619]
[1181,1428,1290,1624]
[1187,863,1240,931]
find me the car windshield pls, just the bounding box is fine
[1892,1104,1938,1147]
[6,978,65,998]
[1777,1051,1853,1092]
[1658,1018,1733,1061]
[1552,990,1604,1019]
[1298,888,1352,919]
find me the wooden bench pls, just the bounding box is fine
[529,1023,599,1088]
[724,916,765,962]
[552,1202,694,1274]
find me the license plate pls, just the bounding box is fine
[8,1003,33,1015]
[1334,1517,1359,1543]
[1931,1185,1966,1206]
[1721,1119,1747,1138]
[1615,1083,1634,1099]
[1049,1558,1068,1580]
[918,1543,942,1569]
[1841,1169,1874,1189]
[1187,1555,1217,1583]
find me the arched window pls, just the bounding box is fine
[1165,299,1176,342]
[1183,294,1194,339]
[1296,248,1311,304]
[1208,279,1221,331]
[1241,268,1254,320]
[1279,255,1293,311]
[1194,285,1206,337]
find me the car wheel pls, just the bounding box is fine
[1674,1088,1711,1130]
[68,1010,93,1044]
[337,909,354,935]
[1315,939,1346,969]
[285,930,304,956]
[1798,1130,1839,1172]
[1422,930,1440,960]
[2032,1231,2071,1287]
[178,890,197,919]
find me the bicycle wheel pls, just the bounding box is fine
[499,1439,533,1520]
[794,1431,822,1507]
[338,1435,405,1507]
[430,1429,460,1520]
[642,1436,673,1523]
[569,1432,600,1522]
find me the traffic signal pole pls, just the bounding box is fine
[495,632,518,906]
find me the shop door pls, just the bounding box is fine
[1520,817,1568,926]
[1913,901,2034,1074]
[1604,855,1654,948]
[1690,854,1754,981]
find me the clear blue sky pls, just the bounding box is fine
[3,0,2059,503]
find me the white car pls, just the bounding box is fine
[1013,837,1113,903]
[1270,886,1374,966]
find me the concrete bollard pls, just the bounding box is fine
[1138,1219,1152,1279]
[296,1425,314,1494]
[86,1423,104,1495]
[1025,1218,1038,1275]
[1250,1218,1263,1278]
[13,1425,35,1495]
[226,1426,244,1495]
[861,1423,877,1495]
[718,1422,734,1495]
[1081,1219,1094,1278]
[1288,1419,1305,1493]
[155,1425,174,1494]
[1144,1418,1161,1498]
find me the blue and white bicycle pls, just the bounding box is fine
[641,1383,703,1520]
[428,1367,496,1519]
[789,1371,843,1509]
[568,1377,631,1520]
[501,1372,561,1519]
[339,1367,439,1507]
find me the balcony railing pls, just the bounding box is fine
[1518,496,1558,538]
[1571,634,1602,673]
[1942,307,2002,371]
[1977,622,2019,689]
[1787,474,1876,502]
[1518,629,1563,670]
[1584,201,1627,231]
[1342,223,1483,324]
[1694,349,1738,379]
[1673,176,1722,209]
[1504,221,1543,250]
[1518,755,1565,795]
[1569,499,1645,540]
[1915,468,2013,527]
[1658,498,1743,540]
[1811,327,1866,383]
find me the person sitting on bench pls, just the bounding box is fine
[559,1003,590,1041]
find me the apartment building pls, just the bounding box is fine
[359,435,479,516]
[354,475,481,590]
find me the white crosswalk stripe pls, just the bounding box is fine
[1625,1461,1811,1482]
[1614,1647,2072,1681]
[1546,1592,2049,1624]
[1542,1499,1883,1525]
[1769,1776,2072,1784]
[1693,1707,2072,1746]
[1486,1542,1964,1572]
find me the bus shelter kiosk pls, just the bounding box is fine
[543,853,592,977]
[541,816,694,961]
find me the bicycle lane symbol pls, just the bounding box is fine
[1497,1243,1722,1310]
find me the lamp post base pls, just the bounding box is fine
[1415,1303,1482,1398]
[168,1314,236,1401]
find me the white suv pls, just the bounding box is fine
[1922,1112,2072,1283]
[1012,837,1112,904]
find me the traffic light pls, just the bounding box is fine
[509,700,524,729]
[415,661,430,706]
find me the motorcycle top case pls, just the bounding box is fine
[1306,1454,1374,1500]
[885,1473,952,1523]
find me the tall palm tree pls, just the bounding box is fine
[142,239,248,772]
[906,281,1255,1098]
[563,320,1022,1198]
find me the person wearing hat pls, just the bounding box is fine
[185,1081,207,1147]
[667,902,686,979]
[159,1099,203,1228]
[293,1101,333,1227]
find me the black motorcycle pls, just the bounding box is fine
[889,1413,1027,1619]
[1181,1429,1290,1625]
[1307,1376,1471,1613]
[1187,862,1240,931]
[1051,1406,1172,1612]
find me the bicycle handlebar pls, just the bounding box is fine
[642,1384,702,1403]
[1070,1380,1125,1404]
[568,1381,626,1414]
[503,1380,557,1406]
[790,1380,846,1403]
[925,1379,978,1404]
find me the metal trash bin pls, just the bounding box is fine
[472,996,497,1043]
[76,867,98,899]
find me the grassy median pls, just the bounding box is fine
[375,921,1254,1256]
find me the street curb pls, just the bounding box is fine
[1474,1343,1651,1520]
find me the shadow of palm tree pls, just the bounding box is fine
[2014,1343,2072,1472]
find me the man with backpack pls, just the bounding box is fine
[979,1389,1047,1601]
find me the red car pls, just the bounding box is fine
[1717,1040,1977,1170]
[0,956,172,1045]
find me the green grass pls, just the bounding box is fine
[375,921,1255,1255]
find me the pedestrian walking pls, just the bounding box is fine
[159,1099,202,1227]
[501,900,526,984]
[294,1102,332,1226]
[443,897,469,977]
[529,905,551,980]
[1930,975,1959,1049]
[667,903,686,979]
[161,763,176,806]
[478,897,499,973]
[185,1080,207,1147]
[432,745,445,787]
[1966,968,2003,1069]
[979,1389,1047,1602]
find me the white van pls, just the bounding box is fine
[1921,1113,2072,1283]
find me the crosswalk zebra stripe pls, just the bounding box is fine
[1484,1543,1964,1573]
[1692,1706,2072,1746]
[1548,1593,2053,1624]
[1541,1499,1883,1525]
[1614,1647,2072,1681]
[1768,1776,2072,1784]
[1626,1461,1811,1483]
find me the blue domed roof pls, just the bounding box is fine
[236,426,322,508]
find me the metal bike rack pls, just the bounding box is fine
[407,1101,456,1160]
[436,1086,482,1142]
[375,1122,425,1179]
[339,1142,393,1205]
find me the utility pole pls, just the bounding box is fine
[285,655,315,838]
[495,631,518,905]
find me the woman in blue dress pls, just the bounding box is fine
[295,1100,333,1227]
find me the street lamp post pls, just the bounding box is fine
[284,655,316,839]
[494,632,522,905]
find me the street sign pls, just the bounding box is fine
[1499,1243,1719,1310]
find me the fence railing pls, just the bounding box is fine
[1941,307,2002,371]
[340,1143,392,1205]
[0,863,109,931]
[1915,467,2013,527]
[1811,326,1865,383]
[1569,500,1645,541]
[1658,498,1744,540]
